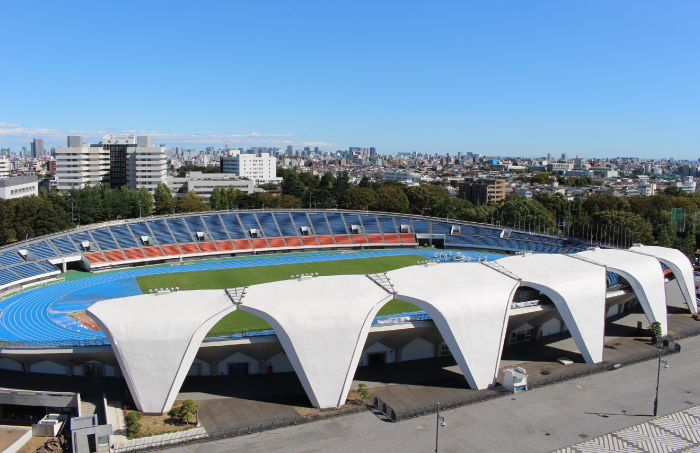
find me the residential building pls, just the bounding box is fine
[0,175,38,199]
[55,135,167,193]
[459,178,506,205]
[220,151,280,184]
[0,159,10,178]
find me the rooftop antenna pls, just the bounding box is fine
[225,140,229,152]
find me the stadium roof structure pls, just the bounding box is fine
[83,247,695,414]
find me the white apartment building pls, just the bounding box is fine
[383,171,420,182]
[0,175,38,200]
[166,172,255,201]
[55,135,167,193]
[0,159,10,178]
[220,151,281,184]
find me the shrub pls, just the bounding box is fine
[125,411,142,424]
[357,383,371,400]
[169,399,200,425]
[651,321,663,338]
[693,314,700,320]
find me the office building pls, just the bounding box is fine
[0,159,10,178]
[55,135,167,193]
[0,175,38,199]
[31,138,44,158]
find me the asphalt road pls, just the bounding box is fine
[173,335,700,453]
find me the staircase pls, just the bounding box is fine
[80,395,106,425]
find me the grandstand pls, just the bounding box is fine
[0,209,596,293]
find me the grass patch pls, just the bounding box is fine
[136,255,425,334]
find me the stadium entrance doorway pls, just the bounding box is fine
[416,234,445,248]
[367,352,387,367]
[228,362,249,376]
[82,363,104,378]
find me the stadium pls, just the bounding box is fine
[0,209,696,421]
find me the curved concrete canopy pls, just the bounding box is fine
[629,245,697,314]
[385,263,519,390]
[238,275,393,408]
[578,248,668,334]
[497,254,607,363]
[87,290,235,414]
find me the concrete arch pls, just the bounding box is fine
[629,245,698,314]
[238,275,393,409]
[385,263,519,390]
[87,289,235,414]
[577,248,668,334]
[497,254,608,364]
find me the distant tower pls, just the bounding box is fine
[225,141,229,152]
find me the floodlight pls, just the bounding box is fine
[440,421,446,428]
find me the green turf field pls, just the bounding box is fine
[135,255,424,334]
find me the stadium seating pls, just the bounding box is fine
[0,210,596,283]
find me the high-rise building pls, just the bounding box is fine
[31,138,44,158]
[370,147,377,156]
[561,153,568,161]
[286,145,293,155]
[459,178,506,205]
[55,135,167,193]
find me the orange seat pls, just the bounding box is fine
[367,234,384,244]
[216,241,235,251]
[233,239,252,250]
[180,243,200,254]
[84,252,107,264]
[301,236,319,246]
[103,250,127,262]
[334,235,352,245]
[400,234,417,243]
[284,237,303,247]
[143,246,164,257]
[267,237,286,248]
[198,242,218,253]
[250,238,269,249]
[351,234,369,244]
[123,248,146,260]
[317,235,335,245]
[384,234,400,243]
[162,245,182,256]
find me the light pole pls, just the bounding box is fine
[435,402,446,453]
[138,200,142,218]
[653,350,670,416]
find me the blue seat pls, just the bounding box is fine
[0,268,20,285]
[480,228,502,237]
[50,237,78,255]
[129,222,156,245]
[184,216,208,236]
[89,229,119,251]
[394,218,414,233]
[238,213,261,237]
[273,212,299,236]
[342,213,362,232]
[460,225,482,235]
[147,220,176,244]
[431,222,452,234]
[70,231,98,250]
[499,238,522,249]
[327,213,349,234]
[110,225,138,249]
[255,213,282,237]
[291,212,312,233]
[360,214,381,233]
[8,263,47,279]
[376,215,398,234]
[510,232,531,240]
[36,260,58,273]
[202,214,230,240]
[477,236,501,247]
[219,214,247,239]
[0,251,23,266]
[166,218,195,243]
[308,213,331,235]
[412,219,429,233]
[452,235,478,245]
[26,241,57,259]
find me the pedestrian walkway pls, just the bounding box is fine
[553,405,700,453]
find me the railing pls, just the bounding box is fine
[111,400,371,453]
[510,300,542,310]
[202,329,276,342]
[372,311,431,327]
[0,338,110,349]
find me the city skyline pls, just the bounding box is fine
[1,2,698,159]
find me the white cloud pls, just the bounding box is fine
[0,123,335,149]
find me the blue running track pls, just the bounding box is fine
[0,250,504,342]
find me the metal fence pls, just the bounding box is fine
[111,400,371,453]
[373,342,682,422]
[0,337,111,349]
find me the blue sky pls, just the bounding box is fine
[0,1,698,159]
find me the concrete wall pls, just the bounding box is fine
[400,337,436,362]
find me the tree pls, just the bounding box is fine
[258,182,278,190]
[339,187,377,211]
[662,185,688,198]
[357,383,371,400]
[677,220,696,258]
[169,399,200,425]
[319,171,336,190]
[154,182,175,215]
[176,191,210,213]
[209,187,228,210]
[372,186,410,213]
[590,210,654,246]
[405,185,449,215]
[333,171,351,200]
[280,171,306,199]
[137,187,154,217]
[125,411,143,438]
